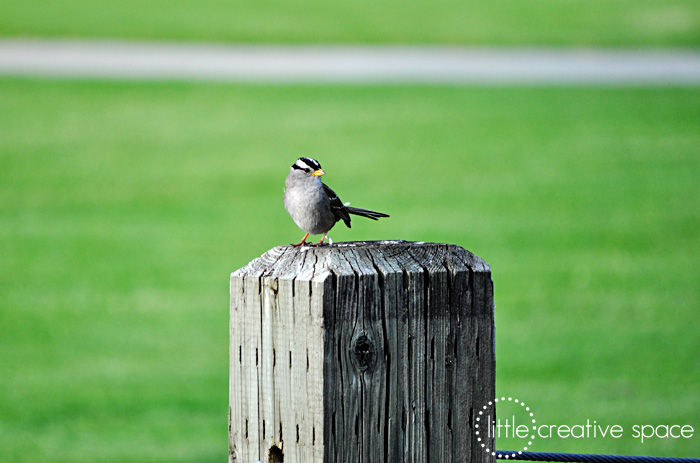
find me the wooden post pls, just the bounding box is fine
[229,241,494,463]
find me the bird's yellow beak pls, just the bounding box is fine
[313,169,326,177]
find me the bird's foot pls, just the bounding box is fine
[291,233,311,247]
[315,233,330,246]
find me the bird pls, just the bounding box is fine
[283,157,389,246]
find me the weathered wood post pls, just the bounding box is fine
[229,241,494,463]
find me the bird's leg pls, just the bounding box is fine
[316,233,328,246]
[292,233,310,247]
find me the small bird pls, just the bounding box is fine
[284,157,389,246]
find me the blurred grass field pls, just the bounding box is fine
[1,78,698,461]
[1,0,700,47]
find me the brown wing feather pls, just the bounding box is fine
[323,183,352,228]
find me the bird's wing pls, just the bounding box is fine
[323,183,352,228]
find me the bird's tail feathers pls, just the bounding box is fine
[346,207,390,221]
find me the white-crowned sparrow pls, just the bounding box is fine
[284,157,389,246]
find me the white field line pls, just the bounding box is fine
[1,39,700,84]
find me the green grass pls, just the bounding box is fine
[1,79,699,461]
[1,0,700,47]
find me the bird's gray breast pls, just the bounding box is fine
[284,182,336,235]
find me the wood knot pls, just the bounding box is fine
[351,333,376,372]
[268,441,284,462]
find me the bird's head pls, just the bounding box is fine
[291,157,325,178]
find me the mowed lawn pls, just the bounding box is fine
[1,0,699,47]
[1,79,699,462]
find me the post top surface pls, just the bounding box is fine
[232,240,489,282]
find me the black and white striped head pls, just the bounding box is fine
[291,157,325,177]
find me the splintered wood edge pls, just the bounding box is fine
[231,242,490,282]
